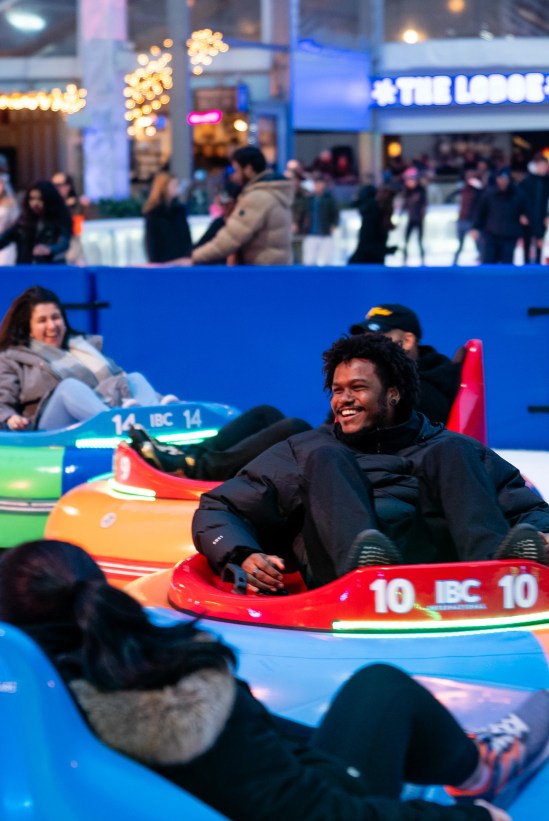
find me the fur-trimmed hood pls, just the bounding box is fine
[70,668,236,765]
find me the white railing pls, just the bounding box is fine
[81,207,533,268]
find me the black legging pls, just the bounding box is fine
[190,406,312,482]
[310,663,478,798]
[404,220,425,263]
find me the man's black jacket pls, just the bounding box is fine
[193,413,549,574]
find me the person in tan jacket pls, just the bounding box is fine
[191,146,294,266]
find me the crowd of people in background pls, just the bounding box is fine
[0,140,548,267]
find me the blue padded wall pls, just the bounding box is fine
[0,267,95,334]
[1,265,547,449]
[92,265,549,450]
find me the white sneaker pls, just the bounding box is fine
[121,398,140,408]
[160,394,180,405]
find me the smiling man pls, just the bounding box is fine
[193,334,549,591]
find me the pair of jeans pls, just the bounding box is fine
[38,372,159,430]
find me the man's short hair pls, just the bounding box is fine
[323,334,420,422]
[232,146,267,175]
[350,304,422,338]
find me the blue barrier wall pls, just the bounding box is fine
[0,267,95,335]
[1,265,548,449]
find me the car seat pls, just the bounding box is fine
[446,339,487,444]
[0,622,227,820]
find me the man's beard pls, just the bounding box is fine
[334,399,393,450]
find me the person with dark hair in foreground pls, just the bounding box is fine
[3,538,548,821]
[193,334,549,591]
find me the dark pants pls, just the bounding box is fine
[454,219,482,264]
[482,234,516,264]
[192,405,312,482]
[414,436,511,563]
[311,664,478,797]
[403,219,425,263]
[298,439,511,585]
[522,225,544,264]
[167,664,479,819]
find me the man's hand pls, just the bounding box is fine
[474,799,512,821]
[7,414,29,430]
[241,553,285,593]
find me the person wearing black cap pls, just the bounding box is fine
[472,168,528,264]
[350,304,461,425]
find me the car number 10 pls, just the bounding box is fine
[370,573,539,614]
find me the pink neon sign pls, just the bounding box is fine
[186,109,223,125]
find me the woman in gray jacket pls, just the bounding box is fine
[0,285,170,431]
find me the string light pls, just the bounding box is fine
[0,84,86,114]
[124,29,229,137]
[124,47,173,136]
[186,29,229,76]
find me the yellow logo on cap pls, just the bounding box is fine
[366,306,393,319]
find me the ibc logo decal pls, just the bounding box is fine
[435,579,481,606]
[369,573,539,615]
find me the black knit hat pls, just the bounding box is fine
[350,304,422,338]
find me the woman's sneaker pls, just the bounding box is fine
[343,529,402,573]
[447,689,549,807]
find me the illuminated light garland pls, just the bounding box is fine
[124,30,228,136]
[186,28,229,76]
[333,609,549,634]
[0,84,86,114]
[74,429,219,449]
[108,478,157,499]
[124,46,173,137]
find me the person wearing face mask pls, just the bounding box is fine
[0,286,176,431]
[0,180,73,264]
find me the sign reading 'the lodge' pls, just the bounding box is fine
[370,72,549,108]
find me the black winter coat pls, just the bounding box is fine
[519,173,549,236]
[417,346,461,424]
[165,683,489,821]
[0,215,71,263]
[474,185,527,239]
[348,199,388,264]
[144,200,193,263]
[193,414,549,572]
[71,668,490,821]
